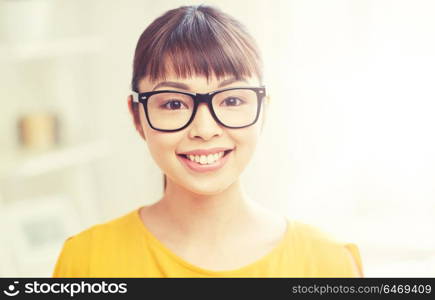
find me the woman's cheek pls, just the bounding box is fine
[231,129,260,169]
[146,133,178,169]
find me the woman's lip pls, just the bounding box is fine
[177,147,234,156]
[176,149,233,173]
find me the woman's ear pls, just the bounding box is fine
[127,95,146,141]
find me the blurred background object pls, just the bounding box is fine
[0,0,434,277]
[0,0,109,276]
[17,112,59,151]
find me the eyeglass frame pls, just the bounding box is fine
[131,86,266,132]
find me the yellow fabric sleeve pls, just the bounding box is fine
[344,243,364,277]
[52,232,91,277]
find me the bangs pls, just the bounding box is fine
[132,5,263,90]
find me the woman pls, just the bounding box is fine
[53,5,363,277]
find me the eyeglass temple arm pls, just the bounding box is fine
[131,91,140,103]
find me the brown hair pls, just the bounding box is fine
[130,5,264,191]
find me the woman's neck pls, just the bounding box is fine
[152,177,259,244]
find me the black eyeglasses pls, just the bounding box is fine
[131,86,266,132]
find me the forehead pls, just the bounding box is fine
[138,74,259,93]
[137,55,261,92]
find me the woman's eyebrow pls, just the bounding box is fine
[152,77,248,91]
[152,81,189,91]
[218,77,247,88]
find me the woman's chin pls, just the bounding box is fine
[182,179,235,196]
[189,186,228,196]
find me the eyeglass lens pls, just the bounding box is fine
[146,89,259,130]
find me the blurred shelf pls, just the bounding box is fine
[0,36,104,62]
[0,140,111,180]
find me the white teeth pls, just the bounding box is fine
[185,151,226,165]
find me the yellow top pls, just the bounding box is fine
[52,207,364,277]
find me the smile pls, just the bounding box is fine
[176,149,233,172]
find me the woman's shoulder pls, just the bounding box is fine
[52,207,141,277]
[289,219,341,243]
[287,218,364,277]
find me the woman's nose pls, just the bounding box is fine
[188,103,223,140]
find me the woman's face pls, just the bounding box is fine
[133,72,267,196]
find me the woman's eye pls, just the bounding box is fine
[162,100,188,110]
[222,97,244,106]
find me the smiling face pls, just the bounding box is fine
[131,72,268,196]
